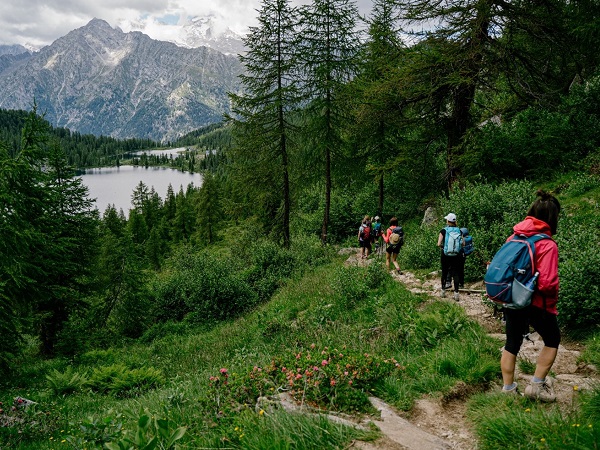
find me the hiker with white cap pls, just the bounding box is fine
[437,212,463,301]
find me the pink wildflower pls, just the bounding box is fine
[310,343,316,349]
[321,360,329,366]
[220,368,228,374]
[330,379,336,386]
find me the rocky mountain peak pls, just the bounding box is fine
[0,18,243,142]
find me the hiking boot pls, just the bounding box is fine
[524,378,556,402]
[440,289,446,298]
[453,292,460,301]
[501,383,519,396]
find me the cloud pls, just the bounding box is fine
[0,0,373,48]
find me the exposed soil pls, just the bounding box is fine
[336,249,599,450]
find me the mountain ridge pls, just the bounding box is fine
[0,18,243,142]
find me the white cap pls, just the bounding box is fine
[374,216,380,221]
[444,213,457,223]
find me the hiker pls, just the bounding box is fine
[437,212,462,301]
[372,215,383,253]
[382,217,403,274]
[500,190,561,402]
[358,215,372,259]
[447,227,473,289]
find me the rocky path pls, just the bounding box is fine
[338,249,599,450]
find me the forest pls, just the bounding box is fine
[1,0,600,448]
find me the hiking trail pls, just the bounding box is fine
[330,248,599,449]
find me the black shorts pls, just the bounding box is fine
[504,306,561,355]
[359,240,372,250]
[386,244,400,255]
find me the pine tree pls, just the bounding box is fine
[228,0,301,248]
[298,0,360,243]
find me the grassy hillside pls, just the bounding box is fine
[1,173,599,449]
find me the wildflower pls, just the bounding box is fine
[540,438,546,443]
[321,360,329,366]
[296,353,301,359]
[310,343,316,349]
[295,374,302,380]
[330,379,336,386]
[344,371,349,376]
[348,380,353,386]
[220,368,228,374]
[573,385,579,391]
[235,427,239,431]
[525,408,531,413]
[61,440,66,443]
[259,410,265,416]
[239,434,245,438]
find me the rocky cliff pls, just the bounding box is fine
[0,19,243,142]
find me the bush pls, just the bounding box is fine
[87,364,164,397]
[555,217,600,330]
[46,366,88,395]
[151,247,258,324]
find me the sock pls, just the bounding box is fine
[532,376,545,383]
[503,382,517,391]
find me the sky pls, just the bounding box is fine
[0,0,373,50]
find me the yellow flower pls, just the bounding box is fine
[234,426,239,431]
[239,434,245,438]
[525,408,531,412]
[61,440,66,443]
[574,385,579,391]
[540,438,546,442]
[259,409,265,416]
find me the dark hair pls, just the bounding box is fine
[527,190,560,234]
[389,217,398,226]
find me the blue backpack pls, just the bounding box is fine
[443,226,462,256]
[484,233,549,309]
[461,228,474,256]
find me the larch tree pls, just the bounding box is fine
[298,0,360,244]
[228,0,301,248]
[350,0,406,217]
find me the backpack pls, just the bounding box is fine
[484,233,549,310]
[443,226,462,256]
[461,228,474,256]
[372,222,382,238]
[360,224,371,241]
[388,226,404,248]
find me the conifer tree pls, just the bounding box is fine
[228,0,301,248]
[298,0,360,243]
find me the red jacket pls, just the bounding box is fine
[509,216,559,315]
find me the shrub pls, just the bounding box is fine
[46,366,88,396]
[555,217,600,330]
[151,247,258,324]
[87,364,165,397]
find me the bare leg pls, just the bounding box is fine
[501,349,517,386]
[392,253,400,271]
[385,252,391,270]
[534,346,558,380]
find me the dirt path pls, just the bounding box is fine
[339,249,599,450]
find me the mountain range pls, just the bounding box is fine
[0,18,244,142]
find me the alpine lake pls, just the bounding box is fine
[78,148,202,214]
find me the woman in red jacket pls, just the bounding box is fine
[500,190,561,402]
